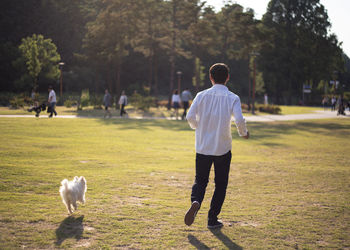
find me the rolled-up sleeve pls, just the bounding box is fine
[186,95,199,129]
[232,97,248,136]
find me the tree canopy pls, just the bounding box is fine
[0,0,348,104]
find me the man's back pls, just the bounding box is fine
[49,90,56,103]
[186,84,247,156]
[181,90,192,102]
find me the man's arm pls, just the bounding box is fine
[186,94,199,129]
[232,96,249,138]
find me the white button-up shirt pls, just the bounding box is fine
[186,84,248,156]
[49,90,56,103]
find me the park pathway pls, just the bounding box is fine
[0,110,348,122]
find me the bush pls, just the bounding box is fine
[130,92,156,111]
[64,100,76,108]
[241,103,249,111]
[156,100,168,108]
[0,92,16,106]
[257,104,281,114]
[344,92,350,102]
[90,94,103,109]
[9,96,26,109]
[78,89,90,110]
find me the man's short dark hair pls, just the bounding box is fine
[209,63,229,84]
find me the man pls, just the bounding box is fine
[181,88,193,120]
[48,86,57,118]
[184,63,249,229]
[103,89,112,118]
[118,90,128,117]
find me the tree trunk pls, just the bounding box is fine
[116,61,121,97]
[148,51,153,94]
[107,64,113,94]
[154,53,158,97]
[194,57,199,93]
[168,0,177,110]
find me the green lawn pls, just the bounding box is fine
[0,117,349,249]
[279,105,323,115]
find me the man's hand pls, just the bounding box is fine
[243,131,249,139]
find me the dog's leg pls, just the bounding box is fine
[81,194,86,204]
[72,201,78,211]
[67,202,73,214]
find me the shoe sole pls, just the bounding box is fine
[207,223,223,229]
[184,202,200,226]
[207,220,224,229]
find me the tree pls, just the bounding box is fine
[83,0,139,95]
[14,34,61,91]
[132,0,167,95]
[259,0,343,104]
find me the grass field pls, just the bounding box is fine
[0,117,349,249]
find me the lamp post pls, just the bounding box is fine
[176,71,182,93]
[58,62,65,97]
[333,70,338,92]
[250,52,259,115]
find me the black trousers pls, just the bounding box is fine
[120,104,127,116]
[191,151,232,222]
[182,101,189,120]
[49,102,57,116]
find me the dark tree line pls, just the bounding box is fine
[0,0,348,104]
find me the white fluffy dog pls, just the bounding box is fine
[59,176,87,214]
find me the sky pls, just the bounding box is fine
[205,0,350,56]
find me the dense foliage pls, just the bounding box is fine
[0,0,348,104]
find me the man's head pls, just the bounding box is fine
[48,85,53,91]
[105,89,109,94]
[209,63,229,85]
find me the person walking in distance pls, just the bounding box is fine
[48,85,57,118]
[184,63,249,229]
[171,89,181,120]
[181,88,193,120]
[118,90,128,117]
[331,96,337,111]
[103,89,112,118]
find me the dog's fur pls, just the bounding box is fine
[59,176,87,214]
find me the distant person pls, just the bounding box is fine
[331,96,337,111]
[171,89,181,120]
[337,95,345,116]
[184,63,249,229]
[31,89,36,104]
[322,96,328,111]
[103,89,112,118]
[264,93,268,105]
[118,90,128,117]
[47,86,57,118]
[181,88,193,120]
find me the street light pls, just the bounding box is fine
[176,71,182,93]
[250,52,259,115]
[58,62,65,97]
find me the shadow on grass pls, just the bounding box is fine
[96,117,192,131]
[55,215,84,246]
[209,228,243,250]
[234,120,350,145]
[188,234,211,249]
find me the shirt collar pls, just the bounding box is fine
[211,84,228,91]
